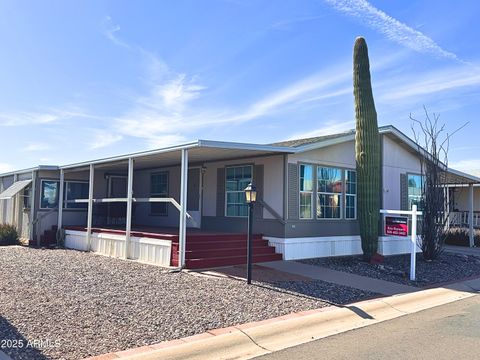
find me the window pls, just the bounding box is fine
[299,164,313,219]
[345,170,357,219]
[317,167,342,219]
[40,180,59,209]
[408,174,423,210]
[23,186,31,209]
[65,182,89,209]
[151,172,169,215]
[225,165,252,217]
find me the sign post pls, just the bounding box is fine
[380,205,422,281]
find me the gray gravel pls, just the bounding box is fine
[0,247,375,360]
[300,252,480,287]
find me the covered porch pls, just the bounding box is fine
[57,140,291,268]
[443,169,480,247]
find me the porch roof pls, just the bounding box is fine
[60,140,296,171]
[442,168,480,185]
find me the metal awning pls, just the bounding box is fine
[0,179,32,199]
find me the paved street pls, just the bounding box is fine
[256,295,480,360]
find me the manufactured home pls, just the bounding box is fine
[1,125,478,268]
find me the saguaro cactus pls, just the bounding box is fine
[353,37,380,261]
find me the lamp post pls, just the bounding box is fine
[244,182,257,285]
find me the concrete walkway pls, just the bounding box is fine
[260,260,418,296]
[94,278,480,360]
[444,245,480,257]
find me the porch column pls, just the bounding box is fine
[125,158,134,259]
[86,164,95,251]
[30,170,36,245]
[445,186,450,229]
[12,174,18,227]
[178,149,188,268]
[469,184,474,247]
[57,169,64,231]
[0,178,3,223]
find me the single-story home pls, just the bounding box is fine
[1,125,479,268]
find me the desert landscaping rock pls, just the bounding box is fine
[0,247,375,360]
[301,252,480,287]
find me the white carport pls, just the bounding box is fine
[58,140,294,268]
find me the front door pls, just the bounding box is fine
[187,168,201,228]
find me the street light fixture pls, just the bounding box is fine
[244,182,257,284]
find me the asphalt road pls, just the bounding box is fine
[256,295,480,360]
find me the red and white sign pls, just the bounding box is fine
[385,216,408,237]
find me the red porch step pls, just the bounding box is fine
[170,233,282,269]
[185,253,283,269]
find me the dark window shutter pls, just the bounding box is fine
[400,173,408,210]
[288,163,299,220]
[216,168,225,217]
[253,165,264,219]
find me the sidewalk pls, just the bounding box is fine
[87,277,480,360]
[444,245,480,257]
[259,260,418,296]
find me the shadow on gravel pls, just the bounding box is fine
[0,316,48,360]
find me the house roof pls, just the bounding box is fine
[1,125,479,184]
[269,129,357,148]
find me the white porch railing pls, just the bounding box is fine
[449,211,480,228]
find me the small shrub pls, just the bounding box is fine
[444,227,480,247]
[0,224,19,246]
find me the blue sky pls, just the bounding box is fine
[1,0,479,174]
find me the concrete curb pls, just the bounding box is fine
[85,278,480,360]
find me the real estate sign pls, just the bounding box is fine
[385,216,408,237]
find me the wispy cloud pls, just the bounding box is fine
[450,159,480,176]
[0,163,14,173]
[23,143,51,152]
[286,120,354,140]
[325,0,459,60]
[88,132,123,150]
[103,16,129,48]
[379,66,480,101]
[0,108,90,127]
[270,15,326,30]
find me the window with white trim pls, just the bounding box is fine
[23,186,31,209]
[40,180,59,209]
[65,182,89,209]
[225,165,252,217]
[317,167,342,219]
[345,170,357,219]
[151,172,168,216]
[299,164,313,219]
[408,174,423,210]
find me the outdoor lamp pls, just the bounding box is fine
[244,182,257,285]
[244,183,257,204]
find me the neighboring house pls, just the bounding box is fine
[0,125,478,268]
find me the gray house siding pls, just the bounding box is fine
[203,157,286,238]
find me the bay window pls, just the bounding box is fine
[317,167,342,219]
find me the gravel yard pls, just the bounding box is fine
[300,252,480,287]
[0,247,374,360]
